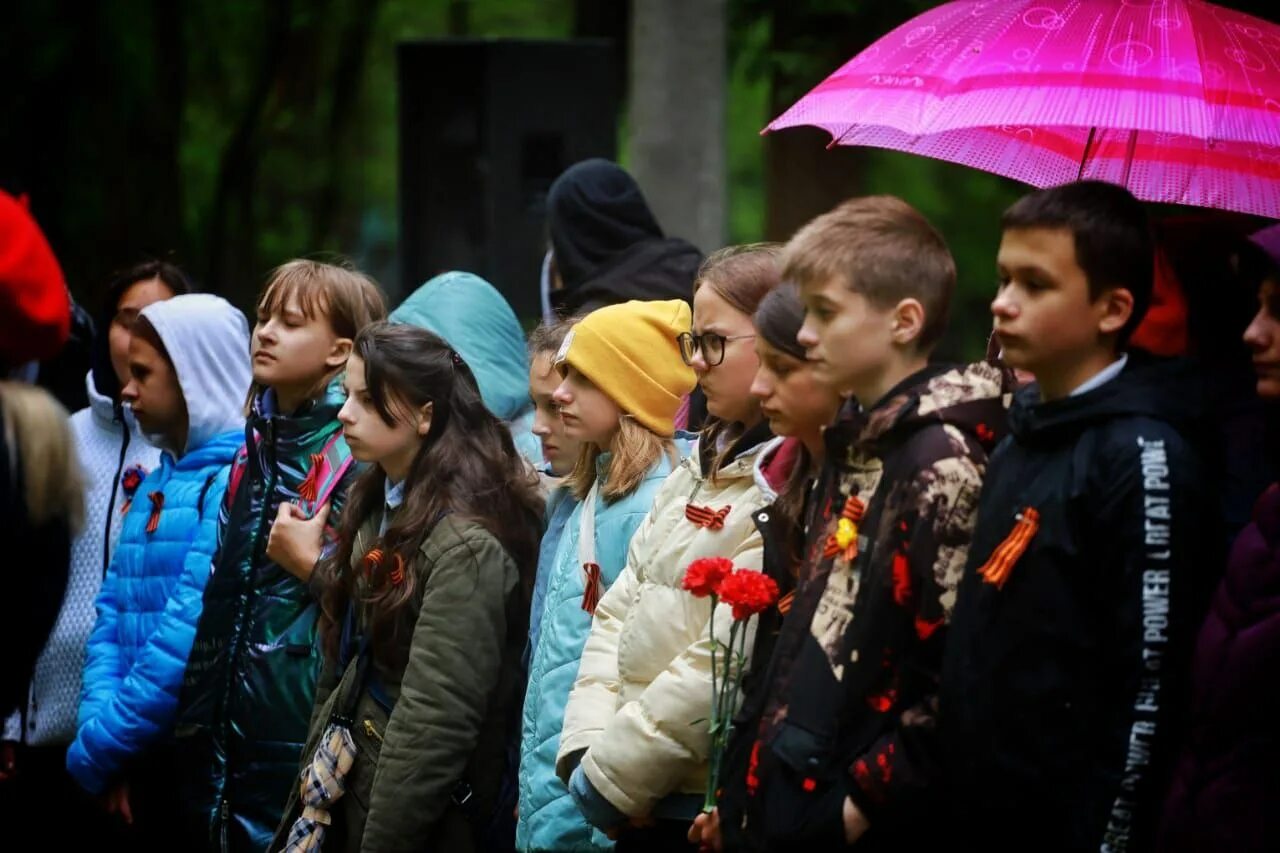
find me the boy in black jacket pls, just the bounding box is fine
[940,181,1213,853]
[703,196,1008,852]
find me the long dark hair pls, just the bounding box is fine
[318,322,544,666]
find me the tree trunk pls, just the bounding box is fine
[204,1,294,300]
[628,0,727,253]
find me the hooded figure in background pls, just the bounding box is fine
[544,159,708,429]
[391,271,543,467]
[544,159,703,318]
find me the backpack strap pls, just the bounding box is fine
[197,472,220,522]
[224,434,254,513]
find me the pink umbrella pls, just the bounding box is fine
[767,0,1280,217]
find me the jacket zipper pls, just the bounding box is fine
[363,719,384,743]
[217,419,278,850]
[102,419,131,579]
[687,460,705,505]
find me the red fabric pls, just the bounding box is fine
[759,436,803,494]
[0,190,70,368]
[1130,246,1189,357]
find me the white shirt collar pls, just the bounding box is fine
[1070,353,1129,397]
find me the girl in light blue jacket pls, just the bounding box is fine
[517,299,696,852]
[66,295,251,828]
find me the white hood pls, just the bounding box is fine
[138,293,252,455]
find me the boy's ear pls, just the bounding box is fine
[417,401,434,436]
[1096,287,1135,337]
[326,337,354,369]
[890,298,926,346]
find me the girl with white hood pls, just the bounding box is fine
[67,294,252,848]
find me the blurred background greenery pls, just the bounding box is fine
[2,0,1272,360]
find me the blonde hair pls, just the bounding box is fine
[0,382,84,530]
[565,416,676,503]
[781,196,955,351]
[249,259,388,408]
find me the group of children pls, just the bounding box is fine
[3,176,1276,853]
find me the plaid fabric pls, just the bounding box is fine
[283,723,358,852]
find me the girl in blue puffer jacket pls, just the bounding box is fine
[67,294,251,845]
[517,300,696,852]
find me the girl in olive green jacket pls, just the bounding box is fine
[271,321,543,853]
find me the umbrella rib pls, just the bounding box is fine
[1077,126,1098,180]
[1120,128,1139,189]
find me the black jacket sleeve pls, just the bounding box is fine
[1087,421,1209,853]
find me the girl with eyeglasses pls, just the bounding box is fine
[555,244,782,850]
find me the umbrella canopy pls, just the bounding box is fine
[768,0,1280,217]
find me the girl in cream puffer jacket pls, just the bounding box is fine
[555,243,782,847]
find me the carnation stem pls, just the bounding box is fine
[704,595,719,813]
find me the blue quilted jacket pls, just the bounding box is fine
[517,444,688,852]
[67,294,251,795]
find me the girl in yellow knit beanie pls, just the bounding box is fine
[517,298,697,852]
[555,244,783,850]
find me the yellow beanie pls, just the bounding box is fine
[557,299,696,437]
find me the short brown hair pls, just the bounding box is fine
[256,259,387,340]
[249,259,388,410]
[782,196,955,351]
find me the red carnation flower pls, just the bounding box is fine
[716,570,780,621]
[681,557,734,598]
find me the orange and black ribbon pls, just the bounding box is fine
[361,547,407,585]
[685,503,732,530]
[581,562,603,614]
[822,494,867,561]
[297,452,325,503]
[977,506,1040,590]
[145,492,165,534]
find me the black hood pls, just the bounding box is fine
[547,159,703,313]
[1009,352,1204,446]
[547,158,665,291]
[556,237,702,315]
[826,361,1013,458]
[36,300,94,413]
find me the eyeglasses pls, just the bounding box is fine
[677,332,756,367]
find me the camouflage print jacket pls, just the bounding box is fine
[720,362,1010,852]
